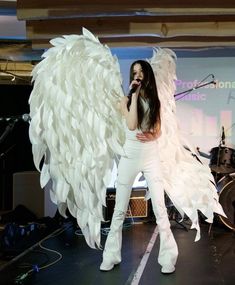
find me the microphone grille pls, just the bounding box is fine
[22,114,31,122]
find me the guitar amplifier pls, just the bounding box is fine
[104,187,149,220]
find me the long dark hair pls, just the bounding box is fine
[127,60,161,131]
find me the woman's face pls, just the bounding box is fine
[133,63,144,81]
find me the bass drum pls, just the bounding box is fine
[216,173,235,230]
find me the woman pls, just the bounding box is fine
[100,60,178,274]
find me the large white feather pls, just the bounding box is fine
[29,29,225,248]
[149,48,226,241]
[29,28,125,248]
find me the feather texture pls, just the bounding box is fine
[29,29,226,248]
[29,28,125,248]
[149,48,226,241]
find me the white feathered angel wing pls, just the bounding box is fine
[149,48,226,241]
[29,28,125,248]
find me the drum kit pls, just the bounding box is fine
[209,143,235,231]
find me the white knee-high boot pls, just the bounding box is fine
[100,209,126,271]
[147,176,178,273]
[100,153,138,271]
[141,141,178,274]
[153,203,178,273]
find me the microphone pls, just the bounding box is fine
[128,78,141,96]
[0,114,31,123]
[211,74,217,86]
[221,126,225,145]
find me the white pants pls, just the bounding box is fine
[103,139,178,268]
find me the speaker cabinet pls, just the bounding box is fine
[105,187,149,221]
[13,171,57,218]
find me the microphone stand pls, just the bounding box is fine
[0,120,17,144]
[174,79,216,100]
[0,120,17,210]
[213,131,225,183]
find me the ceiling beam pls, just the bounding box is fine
[16,0,235,10]
[1,0,235,80]
[24,17,235,49]
[15,0,235,48]
[16,0,235,21]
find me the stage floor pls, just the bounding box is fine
[0,218,234,285]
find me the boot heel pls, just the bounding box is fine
[100,260,121,271]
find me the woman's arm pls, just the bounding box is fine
[136,129,162,142]
[120,93,139,130]
[120,81,141,130]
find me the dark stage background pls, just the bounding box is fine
[0,84,35,210]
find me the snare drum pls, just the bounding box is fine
[216,173,235,230]
[210,146,235,174]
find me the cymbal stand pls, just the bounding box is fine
[165,195,188,231]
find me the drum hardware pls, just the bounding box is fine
[209,123,235,175]
[174,74,215,100]
[210,146,235,175]
[165,194,188,231]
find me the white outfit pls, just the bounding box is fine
[28,32,226,253]
[101,98,178,271]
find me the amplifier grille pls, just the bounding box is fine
[105,188,149,220]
